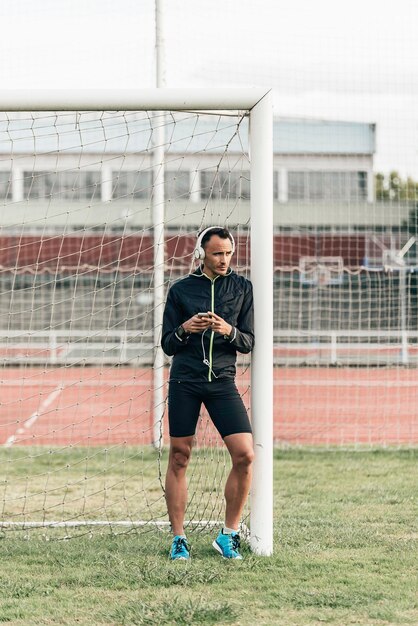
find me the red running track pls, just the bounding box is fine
[0,367,417,447]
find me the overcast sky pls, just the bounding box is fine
[1,0,417,175]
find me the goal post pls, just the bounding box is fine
[0,89,273,556]
[248,95,274,556]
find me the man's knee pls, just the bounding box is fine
[232,446,254,470]
[225,433,254,469]
[169,443,192,472]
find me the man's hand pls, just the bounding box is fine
[201,312,232,336]
[181,312,232,336]
[181,313,212,334]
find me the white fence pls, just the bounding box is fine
[274,330,418,366]
[0,330,154,366]
[1,329,418,367]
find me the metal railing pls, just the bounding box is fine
[0,330,154,366]
[274,330,418,366]
[1,329,418,367]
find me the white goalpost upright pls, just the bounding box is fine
[0,89,273,556]
[151,114,166,449]
[248,93,274,556]
[152,0,167,449]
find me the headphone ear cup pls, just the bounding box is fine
[194,226,234,261]
[194,246,205,260]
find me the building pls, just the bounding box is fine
[0,112,379,232]
[0,112,417,366]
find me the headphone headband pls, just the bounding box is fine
[193,226,235,261]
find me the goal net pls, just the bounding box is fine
[273,123,418,448]
[0,91,273,554]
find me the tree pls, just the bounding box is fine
[375,171,418,202]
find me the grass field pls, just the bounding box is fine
[0,448,417,625]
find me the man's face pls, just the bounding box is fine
[202,234,233,278]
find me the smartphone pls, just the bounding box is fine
[197,312,210,318]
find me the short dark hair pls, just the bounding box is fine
[200,227,233,249]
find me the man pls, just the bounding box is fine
[161,226,255,560]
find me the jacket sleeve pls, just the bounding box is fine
[161,284,190,356]
[227,280,255,354]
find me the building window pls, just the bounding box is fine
[112,171,153,200]
[24,171,101,200]
[0,171,12,200]
[165,170,190,199]
[357,171,367,198]
[273,171,279,200]
[288,171,368,201]
[200,170,250,200]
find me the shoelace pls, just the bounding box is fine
[231,534,241,552]
[173,537,189,555]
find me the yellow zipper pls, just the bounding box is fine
[208,275,219,381]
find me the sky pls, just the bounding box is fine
[0,0,417,176]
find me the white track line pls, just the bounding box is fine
[2,379,414,388]
[280,379,418,388]
[0,379,151,387]
[4,386,64,448]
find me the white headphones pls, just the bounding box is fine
[193,226,236,261]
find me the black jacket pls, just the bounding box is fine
[161,267,254,382]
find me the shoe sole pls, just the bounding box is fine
[212,539,242,560]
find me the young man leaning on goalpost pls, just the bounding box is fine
[161,226,255,560]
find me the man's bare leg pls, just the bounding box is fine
[165,436,194,536]
[223,432,254,530]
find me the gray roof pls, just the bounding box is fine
[0,112,375,156]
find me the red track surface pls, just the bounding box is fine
[0,367,417,447]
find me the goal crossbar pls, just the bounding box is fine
[0,88,273,556]
[0,88,269,112]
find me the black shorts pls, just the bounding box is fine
[168,379,252,439]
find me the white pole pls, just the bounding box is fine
[0,89,268,112]
[399,268,409,365]
[152,0,166,448]
[155,0,166,87]
[151,126,165,448]
[249,92,274,556]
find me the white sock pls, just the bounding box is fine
[222,526,237,535]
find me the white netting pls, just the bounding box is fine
[274,231,418,447]
[1,103,417,540]
[0,109,252,537]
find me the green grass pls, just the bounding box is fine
[0,449,417,625]
[0,446,227,525]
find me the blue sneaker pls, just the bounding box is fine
[170,535,190,560]
[212,530,243,559]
